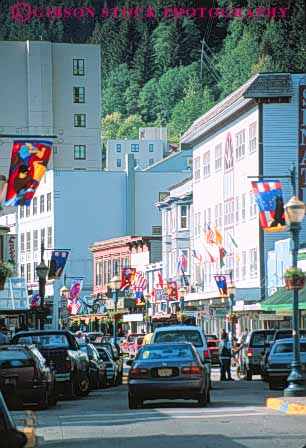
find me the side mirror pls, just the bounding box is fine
[126,359,134,366]
[3,428,27,448]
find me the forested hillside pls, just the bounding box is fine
[0,0,305,142]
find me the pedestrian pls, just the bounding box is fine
[75,331,86,346]
[220,328,227,340]
[238,328,249,346]
[219,332,233,381]
[0,327,9,344]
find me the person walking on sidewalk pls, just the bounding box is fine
[219,332,233,381]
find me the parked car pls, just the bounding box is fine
[206,334,218,341]
[0,391,27,448]
[127,342,210,409]
[79,344,107,389]
[273,329,306,342]
[207,338,220,365]
[93,341,123,383]
[95,346,118,386]
[237,329,275,381]
[12,330,90,399]
[128,336,144,358]
[121,334,144,353]
[266,337,306,390]
[86,332,104,343]
[151,325,211,385]
[0,345,57,410]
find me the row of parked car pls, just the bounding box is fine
[0,330,124,411]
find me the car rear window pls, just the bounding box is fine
[274,342,306,354]
[154,330,202,347]
[207,341,218,348]
[0,349,33,367]
[14,334,69,348]
[139,345,194,360]
[251,332,275,347]
[275,330,306,340]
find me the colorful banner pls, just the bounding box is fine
[31,290,40,309]
[135,290,146,305]
[167,281,178,301]
[48,251,70,280]
[219,247,227,268]
[213,275,228,297]
[5,140,52,207]
[67,278,83,316]
[120,267,136,290]
[251,180,286,232]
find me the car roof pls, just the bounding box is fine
[274,337,306,344]
[154,325,202,332]
[250,329,275,333]
[0,344,28,350]
[14,330,72,336]
[143,342,194,348]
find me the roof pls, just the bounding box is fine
[181,73,292,145]
[168,176,193,191]
[261,287,306,311]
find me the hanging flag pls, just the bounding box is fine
[213,275,228,297]
[133,273,147,291]
[120,268,136,291]
[68,298,82,315]
[167,281,178,301]
[215,227,223,245]
[204,246,216,263]
[251,180,286,232]
[135,289,146,305]
[204,224,216,245]
[48,251,70,280]
[228,233,238,248]
[68,279,83,315]
[31,291,40,309]
[192,249,203,263]
[176,253,188,275]
[219,246,227,268]
[5,140,52,207]
[157,271,164,287]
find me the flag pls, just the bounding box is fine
[219,247,227,268]
[157,271,164,287]
[120,268,136,290]
[192,249,203,263]
[135,289,145,305]
[205,224,216,244]
[251,180,286,232]
[68,298,82,315]
[229,233,238,248]
[167,281,178,301]
[48,250,70,280]
[215,227,223,245]
[31,291,40,308]
[133,273,147,291]
[204,246,216,263]
[177,253,188,275]
[5,140,52,207]
[68,279,83,315]
[213,275,228,297]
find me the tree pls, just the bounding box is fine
[117,115,145,139]
[138,78,160,123]
[152,21,178,76]
[102,112,123,141]
[102,64,131,116]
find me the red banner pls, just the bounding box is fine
[120,268,136,290]
[5,140,52,207]
[167,281,178,301]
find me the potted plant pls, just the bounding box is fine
[0,261,14,290]
[226,312,238,323]
[177,312,187,322]
[284,267,306,290]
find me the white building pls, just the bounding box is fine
[106,127,168,171]
[0,40,102,174]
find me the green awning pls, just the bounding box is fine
[261,287,306,312]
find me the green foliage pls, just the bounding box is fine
[117,115,145,140]
[102,113,123,141]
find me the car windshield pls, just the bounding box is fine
[15,334,69,348]
[139,345,194,360]
[97,349,110,362]
[154,330,202,347]
[274,342,306,354]
[251,332,275,346]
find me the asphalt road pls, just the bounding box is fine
[33,369,306,448]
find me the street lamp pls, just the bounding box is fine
[36,244,49,330]
[178,286,187,314]
[227,283,236,340]
[109,275,121,345]
[145,294,151,333]
[283,195,306,397]
[60,285,70,298]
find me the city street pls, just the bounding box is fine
[31,369,306,448]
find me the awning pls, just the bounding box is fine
[261,287,306,312]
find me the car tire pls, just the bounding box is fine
[76,374,90,397]
[246,371,252,381]
[101,375,107,388]
[198,390,208,407]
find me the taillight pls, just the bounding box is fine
[181,366,201,375]
[65,356,71,370]
[247,348,253,357]
[130,368,149,378]
[204,350,210,359]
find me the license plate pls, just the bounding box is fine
[158,368,172,377]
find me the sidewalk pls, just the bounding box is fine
[266,396,306,415]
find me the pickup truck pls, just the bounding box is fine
[12,330,90,399]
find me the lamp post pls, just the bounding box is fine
[178,286,187,314]
[145,294,151,333]
[59,285,70,329]
[283,195,306,397]
[36,243,49,330]
[109,275,121,345]
[227,283,236,341]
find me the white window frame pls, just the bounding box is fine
[131,144,139,153]
[149,144,154,152]
[235,255,240,281]
[32,198,37,216]
[194,157,200,182]
[33,230,38,252]
[26,232,31,252]
[47,226,52,248]
[235,196,240,223]
[242,251,247,280]
[241,194,246,222]
[215,144,222,172]
[20,233,25,253]
[249,248,258,278]
[116,144,121,153]
[203,150,211,178]
[179,205,188,230]
[249,191,257,219]
[249,122,257,153]
[235,129,245,160]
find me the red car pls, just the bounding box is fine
[207,338,220,365]
[128,336,145,357]
[121,334,144,353]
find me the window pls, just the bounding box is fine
[171,208,176,232]
[194,157,200,182]
[149,158,154,166]
[249,191,257,219]
[121,258,128,268]
[249,122,257,153]
[73,87,85,103]
[203,210,207,232]
[113,259,120,276]
[33,262,38,281]
[47,227,52,248]
[218,203,222,228]
[33,230,38,251]
[250,249,258,278]
[149,144,154,152]
[236,196,240,223]
[134,159,140,167]
[242,251,247,280]
[179,205,188,229]
[20,264,25,278]
[26,206,30,218]
[73,59,85,76]
[203,151,210,178]
[26,263,31,283]
[74,145,86,160]
[40,228,45,247]
[224,199,234,226]
[116,144,121,153]
[194,212,201,238]
[235,129,245,159]
[215,144,222,171]
[33,198,37,216]
[116,159,122,168]
[40,195,45,213]
[131,144,139,152]
[207,208,211,226]
[235,255,240,281]
[20,233,25,253]
[103,259,111,285]
[74,114,86,127]
[26,232,31,252]
[241,194,246,222]
[47,193,52,212]
[20,207,24,219]
[96,262,102,286]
